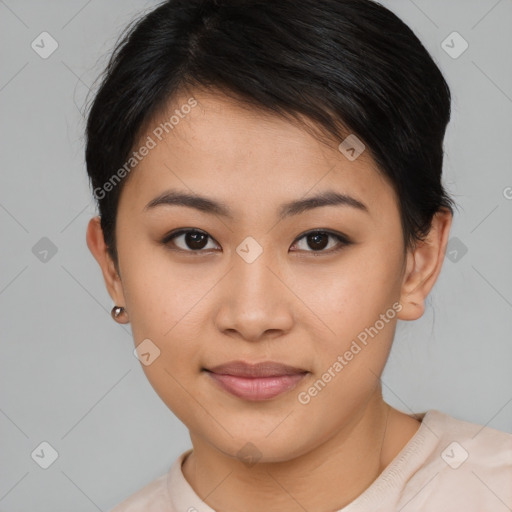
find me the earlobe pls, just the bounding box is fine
[397,209,453,321]
[86,216,126,307]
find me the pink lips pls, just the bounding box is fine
[204,361,308,401]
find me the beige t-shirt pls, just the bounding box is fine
[110,409,512,511]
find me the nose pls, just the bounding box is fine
[214,243,295,342]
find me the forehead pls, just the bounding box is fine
[119,90,398,220]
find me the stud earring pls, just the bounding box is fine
[111,305,129,323]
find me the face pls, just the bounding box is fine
[106,90,410,461]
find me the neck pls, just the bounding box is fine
[181,392,420,511]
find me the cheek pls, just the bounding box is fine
[117,234,199,336]
[301,245,401,322]
[123,257,209,425]
[295,244,403,371]
[119,243,214,370]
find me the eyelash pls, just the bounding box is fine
[161,228,352,255]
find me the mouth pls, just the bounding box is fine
[203,360,309,401]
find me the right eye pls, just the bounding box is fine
[161,229,221,253]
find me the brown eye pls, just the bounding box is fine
[291,230,351,254]
[183,231,209,250]
[306,232,329,250]
[163,229,219,252]
[162,228,351,255]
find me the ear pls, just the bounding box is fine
[86,216,126,307]
[397,208,453,321]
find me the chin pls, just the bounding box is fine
[204,429,313,466]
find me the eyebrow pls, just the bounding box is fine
[143,189,369,220]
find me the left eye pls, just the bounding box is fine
[162,229,351,254]
[291,230,351,254]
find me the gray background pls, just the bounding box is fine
[1,0,511,510]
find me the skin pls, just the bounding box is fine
[87,89,452,511]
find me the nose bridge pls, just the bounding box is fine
[234,236,276,294]
[215,235,293,339]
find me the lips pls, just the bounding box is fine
[204,360,309,401]
[206,360,308,377]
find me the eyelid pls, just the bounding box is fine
[162,228,220,252]
[290,229,352,253]
[162,228,352,253]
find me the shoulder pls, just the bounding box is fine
[406,410,512,509]
[426,409,512,467]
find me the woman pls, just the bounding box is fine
[85,0,512,510]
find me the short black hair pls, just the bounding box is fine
[85,0,456,271]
